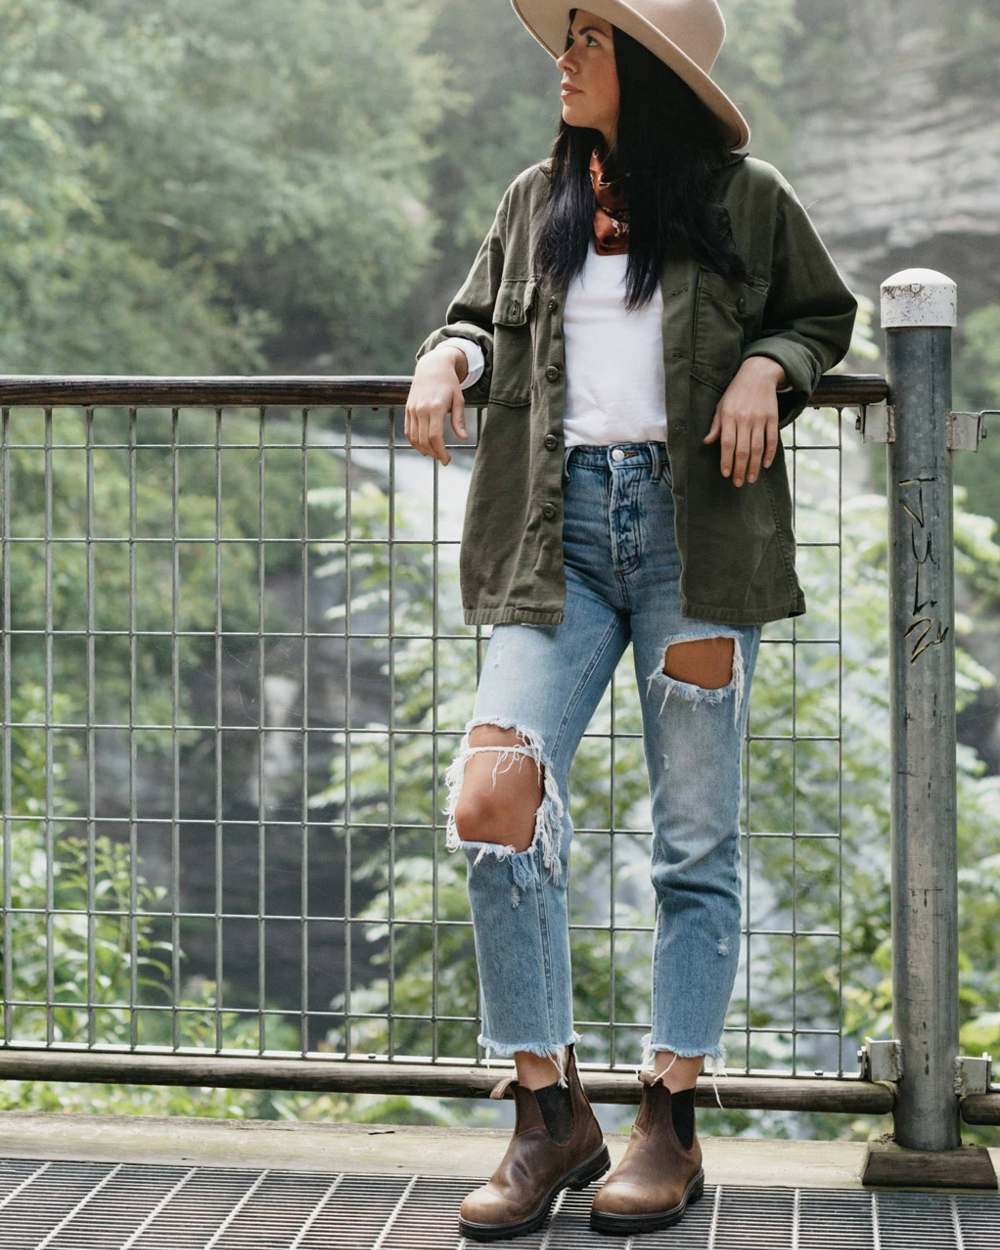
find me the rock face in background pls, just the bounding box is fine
[784,12,1000,310]
[776,5,1000,770]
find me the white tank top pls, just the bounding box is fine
[561,240,666,447]
[451,240,667,445]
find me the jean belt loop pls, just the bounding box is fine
[651,441,663,482]
[563,445,573,484]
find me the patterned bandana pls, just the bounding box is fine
[589,145,630,254]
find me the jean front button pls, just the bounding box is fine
[611,447,625,461]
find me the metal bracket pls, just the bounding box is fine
[954,1051,994,1097]
[947,409,992,451]
[854,403,992,450]
[855,402,894,444]
[857,1037,903,1082]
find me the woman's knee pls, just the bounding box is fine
[452,724,546,853]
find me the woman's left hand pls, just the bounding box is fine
[702,356,786,487]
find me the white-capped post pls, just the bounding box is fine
[880,268,959,1152]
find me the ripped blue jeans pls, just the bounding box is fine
[442,441,762,1107]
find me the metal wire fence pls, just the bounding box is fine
[0,374,937,1111]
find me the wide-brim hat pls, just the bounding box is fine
[509,0,751,151]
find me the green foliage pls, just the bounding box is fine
[0,680,296,1117]
[4,406,342,751]
[0,0,448,375]
[955,302,1000,529]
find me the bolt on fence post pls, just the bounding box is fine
[880,268,961,1151]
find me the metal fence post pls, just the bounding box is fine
[852,278,994,1185]
[881,268,960,1153]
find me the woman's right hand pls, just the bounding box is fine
[405,344,470,466]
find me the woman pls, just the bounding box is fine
[405,1,857,1240]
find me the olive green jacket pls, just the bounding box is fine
[415,151,858,627]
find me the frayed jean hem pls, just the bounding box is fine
[478,1028,584,1089]
[637,1030,731,1110]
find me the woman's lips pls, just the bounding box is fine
[560,85,581,96]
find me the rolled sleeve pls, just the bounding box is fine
[449,337,486,390]
[741,179,858,429]
[414,188,509,408]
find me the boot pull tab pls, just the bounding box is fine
[489,1075,518,1100]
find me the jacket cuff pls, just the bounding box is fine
[740,337,820,429]
[741,337,817,394]
[448,338,486,390]
[415,325,493,406]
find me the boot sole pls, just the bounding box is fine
[589,1165,705,1235]
[458,1142,612,1242]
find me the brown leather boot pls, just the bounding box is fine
[589,1069,705,1235]
[457,1042,611,1242]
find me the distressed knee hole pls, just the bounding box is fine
[441,717,566,902]
[452,725,541,853]
[645,630,747,732]
[663,636,734,688]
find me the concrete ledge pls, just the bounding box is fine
[0,1111,997,1194]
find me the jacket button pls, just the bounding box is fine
[542,502,557,519]
[544,433,558,450]
[736,294,747,314]
[547,298,558,312]
[545,364,561,382]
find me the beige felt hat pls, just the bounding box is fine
[509,0,751,151]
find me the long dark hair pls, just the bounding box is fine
[534,11,752,310]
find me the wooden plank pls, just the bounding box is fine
[0,373,889,409]
[862,1140,999,1189]
[0,1050,899,1111]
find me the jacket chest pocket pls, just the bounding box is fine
[490,276,538,408]
[692,266,770,388]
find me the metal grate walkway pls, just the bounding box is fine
[0,1157,997,1248]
